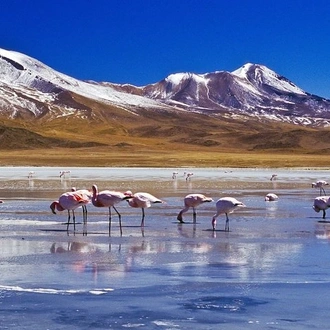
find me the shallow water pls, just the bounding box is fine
[0,167,330,329]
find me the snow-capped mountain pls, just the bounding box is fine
[141,63,330,127]
[0,48,170,120]
[0,47,330,127]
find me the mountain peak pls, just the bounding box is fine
[232,63,306,96]
[165,72,207,86]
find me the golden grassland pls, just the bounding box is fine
[1,101,330,169]
[1,146,329,168]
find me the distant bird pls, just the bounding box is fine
[91,184,132,236]
[50,191,90,232]
[186,172,194,181]
[177,193,213,223]
[212,197,246,231]
[265,193,279,201]
[313,196,330,219]
[127,192,163,227]
[312,180,329,196]
[28,171,35,179]
[59,170,71,178]
[172,171,178,179]
[270,174,278,181]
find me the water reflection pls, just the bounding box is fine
[0,167,329,287]
[50,242,96,254]
[315,221,330,239]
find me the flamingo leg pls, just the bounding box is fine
[82,205,88,236]
[72,210,76,232]
[323,209,326,219]
[225,213,230,232]
[141,208,145,227]
[112,206,122,236]
[66,210,71,232]
[192,207,197,224]
[108,207,112,236]
[321,187,326,196]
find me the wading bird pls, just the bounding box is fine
[212,197,246,231]
[91,184,132,236]
[313,196,330,220]
[312,180,329,196]
[265,193,279,201]
[59,170,71,178]
[127,192,163,227]
[172,171,178,179]
[71,187,92,234]
[270,174,278,181]
[177,194,213,223]
[50,191,90,232]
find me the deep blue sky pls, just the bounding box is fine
[2,0,330,98]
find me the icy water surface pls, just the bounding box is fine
[1,167,330,329]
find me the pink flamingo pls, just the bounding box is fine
[312,180,329,196]
[177,194,213,223]
[313,196,330,219]
[91,184,132,236]
[212,197,246,231]
[50,191,90,232]
[127,192,163,227]
[71,187,92,234]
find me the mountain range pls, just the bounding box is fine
[0,47,330,156]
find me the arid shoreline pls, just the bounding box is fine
[1,148,329,168]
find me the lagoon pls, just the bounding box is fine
[0,167,330,329]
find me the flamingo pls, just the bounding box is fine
[59,170,71,178]
[312,180,329,196]
[270,174,277,181]
[313,196,330,219]
[212,197,246,231]
[177,194,213,223]
[50,191,90,232]
[28,171,35,179]
[265,193,279,201]
[71,187,92,234]
[186,172,194,181]
[127,192,163,227]
[91,184,132,236]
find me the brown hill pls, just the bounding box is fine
[0,91,329,167]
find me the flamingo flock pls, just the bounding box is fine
[50,185,247,234]
[45,173,330,235]
[1,169,327,235]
